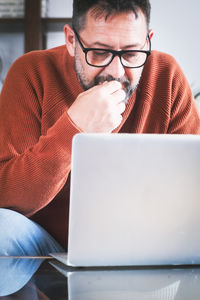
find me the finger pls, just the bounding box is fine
[113,114,123,129]
[101,80,122,94]
[118,102,126,114]
[81,80,122,98]
[111,89,126,104]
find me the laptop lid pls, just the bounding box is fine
[67,133,200,267]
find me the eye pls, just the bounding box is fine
[122,52,139,60]
[92,50,110,58]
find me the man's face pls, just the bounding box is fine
[73,10,149,102]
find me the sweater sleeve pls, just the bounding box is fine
[0,54,81,217]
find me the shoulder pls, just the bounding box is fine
[148,50,177,63]
[142,50,188,87]
[9,45,67,73]
[146,50,182,73]
[2,45,69,103]
[4,45,70,93]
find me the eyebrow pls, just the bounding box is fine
[92,41,142,49]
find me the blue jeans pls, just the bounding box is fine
[0,208,64,256]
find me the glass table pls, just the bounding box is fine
[0,257,200,299]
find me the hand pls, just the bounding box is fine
[67,81,126,133]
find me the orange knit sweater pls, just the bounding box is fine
[0,45,199,248]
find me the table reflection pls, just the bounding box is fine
[0,257,200,299]
[50,260,200,300]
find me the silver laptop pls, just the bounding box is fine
[51,133,200,267]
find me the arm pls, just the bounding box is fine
[0,50,126,217]
[0,55,80,217]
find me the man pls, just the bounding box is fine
[0,0,199,256]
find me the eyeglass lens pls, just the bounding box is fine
[86,50,148,68]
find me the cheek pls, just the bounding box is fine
[85,65,105,81]
[126,68,143,83]
[76,51,99,78]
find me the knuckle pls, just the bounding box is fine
[104,100,111,110]
[98,88,106,98]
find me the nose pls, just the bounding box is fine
[104,55,125,79]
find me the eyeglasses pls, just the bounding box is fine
[73,28,151,69]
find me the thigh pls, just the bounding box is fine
[0,208,64,256]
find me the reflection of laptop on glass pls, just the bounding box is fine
[51,133,200,267]
[49,259,184,300]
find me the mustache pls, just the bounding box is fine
[94,75,129,89]
[94,75,133,103]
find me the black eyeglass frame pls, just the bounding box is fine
[73,27,151,69]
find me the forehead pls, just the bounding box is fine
[80,10,148,47]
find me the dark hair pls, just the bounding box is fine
[72,0,151,32]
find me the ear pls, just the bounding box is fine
[64,24,75,57]
[148,29,154,40]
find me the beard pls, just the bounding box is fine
[74,51,141,104]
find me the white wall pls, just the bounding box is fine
[48,0,72,17]
[150,0,200,92]
[45,0,72,48]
